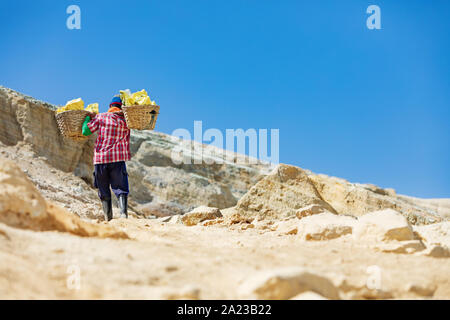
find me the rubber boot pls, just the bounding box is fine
[102,198,113,221]
[119,194,128,219]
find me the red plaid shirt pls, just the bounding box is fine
[87,113,131,164]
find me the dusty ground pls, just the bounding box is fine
[0,143,449,300]
[1,217,449,299]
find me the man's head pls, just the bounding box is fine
[110,96,123,109]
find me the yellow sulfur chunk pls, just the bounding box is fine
[64,98,84,110]
[120,90,131,106]
[56,106,67,113]
[125,95,135,106]
[119,89,157,106]
[130,89,151,106]
[56,98,86,114]
[85,103,99,114]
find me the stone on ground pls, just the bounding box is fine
[0,158,47,227]
[406,283,437,297]
[418,244,450,258]
[295,204,329,219]
[297,212,357,241]
[413,222,450,248]
[353,209,414,242]
[238,267,340,300]
[290,291,328,300]
[375,240,425,254]
[274,219,299,235]
[181,206,223,226]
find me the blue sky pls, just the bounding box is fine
[1,0,449,198]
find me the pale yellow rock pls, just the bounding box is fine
[0,158,47,224]
[353,209,414,242]
[418,244,450,258]
[413,222,450,249]
[235,164,337,220]
[223,211,254,225]
[221,206,238,217]
[290,291,328,300]
[163,285,201,300]
[238,267,340,300]
[168,215,182,224]
[274,219,299,235]
[406,283,436,297]
[295,204,328,219]
[375,240,425,254]
[309,174,441,224]
[399,196,450,219]
[181,206,223,226]
[202,218,224,227]
[297,212,357,241]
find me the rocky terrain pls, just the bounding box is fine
[0,86,449,300]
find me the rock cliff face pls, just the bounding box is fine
[0,87,94,178]
[0,86,273,216]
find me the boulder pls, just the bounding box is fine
[296,204,328,219]
[181,206,223,226]
[297,213,357,241]
[168,215,183,224]
[162,285,201,300]
[235,164,337,220]
[375,240,425,254]
[413,222,450,249]
[353,209,414,242]
[406,283,437,297]
[418,244,450,258]
[135,201,179,217]
[238,267,340,299]
[309,174,441,225]
[0,158,47,227]
[274,219,299,235]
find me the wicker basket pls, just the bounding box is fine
[122,105,160,130]
[55,109,89,142]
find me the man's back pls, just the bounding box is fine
[87,112,131,164]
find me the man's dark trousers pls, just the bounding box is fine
[93,161,129,200]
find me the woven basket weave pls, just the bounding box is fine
[122,105,160,130]
[55,109,89,142]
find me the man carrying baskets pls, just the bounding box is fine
[82,96,130,221]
